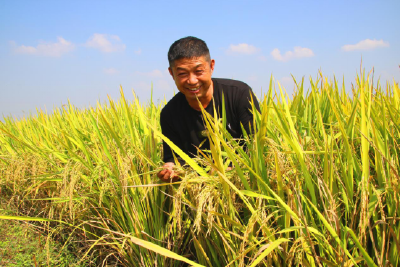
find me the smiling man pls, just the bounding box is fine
[157,36,260,182]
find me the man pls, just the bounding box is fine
[157,36,260,182]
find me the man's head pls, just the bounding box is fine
[168,36,211,67]
[168,37,215,109]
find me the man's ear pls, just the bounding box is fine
[210,59,215,74]
[168,67,174,79]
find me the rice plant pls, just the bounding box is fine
[0,72,399,266]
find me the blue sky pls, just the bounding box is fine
[1,0,399,119]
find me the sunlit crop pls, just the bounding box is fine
[0,72,399,266]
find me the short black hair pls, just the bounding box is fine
[168,36,211,66]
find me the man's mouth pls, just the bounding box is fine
[187,86,200,92]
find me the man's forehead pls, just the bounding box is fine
[172,57,210,69]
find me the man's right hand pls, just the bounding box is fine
[157,162,180,182]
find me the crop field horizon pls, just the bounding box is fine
[0,72,399,266]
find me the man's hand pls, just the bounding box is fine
[157,162,180,182]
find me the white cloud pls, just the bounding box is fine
[132,80,173,92]
[103,68,118,75]
[155,80,173,91]
[12,37,75,57]
[133,81,151,92]
[258,55,267,61]
[341,39,389,51]
[271,46,314,62]
[278,76,295,90]
[134,48,142,55]
[85,33,126,53]
[135,69,164,78]
[227,43,260,55]
[248,75,258,82]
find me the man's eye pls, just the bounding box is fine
[178,73,186,77]
[196,70,204,74]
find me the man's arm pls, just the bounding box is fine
[160,110,175,163]
[158,109,182,182]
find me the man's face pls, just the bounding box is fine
[168,56,215,103]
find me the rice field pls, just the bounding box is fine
[0,72,399,266]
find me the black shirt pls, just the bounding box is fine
[160,78,260,163]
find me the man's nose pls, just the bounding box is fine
[187,73,198,85]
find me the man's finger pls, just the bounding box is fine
[162,170,171,181]
[160,169,174,182]
[157,169,167,179]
